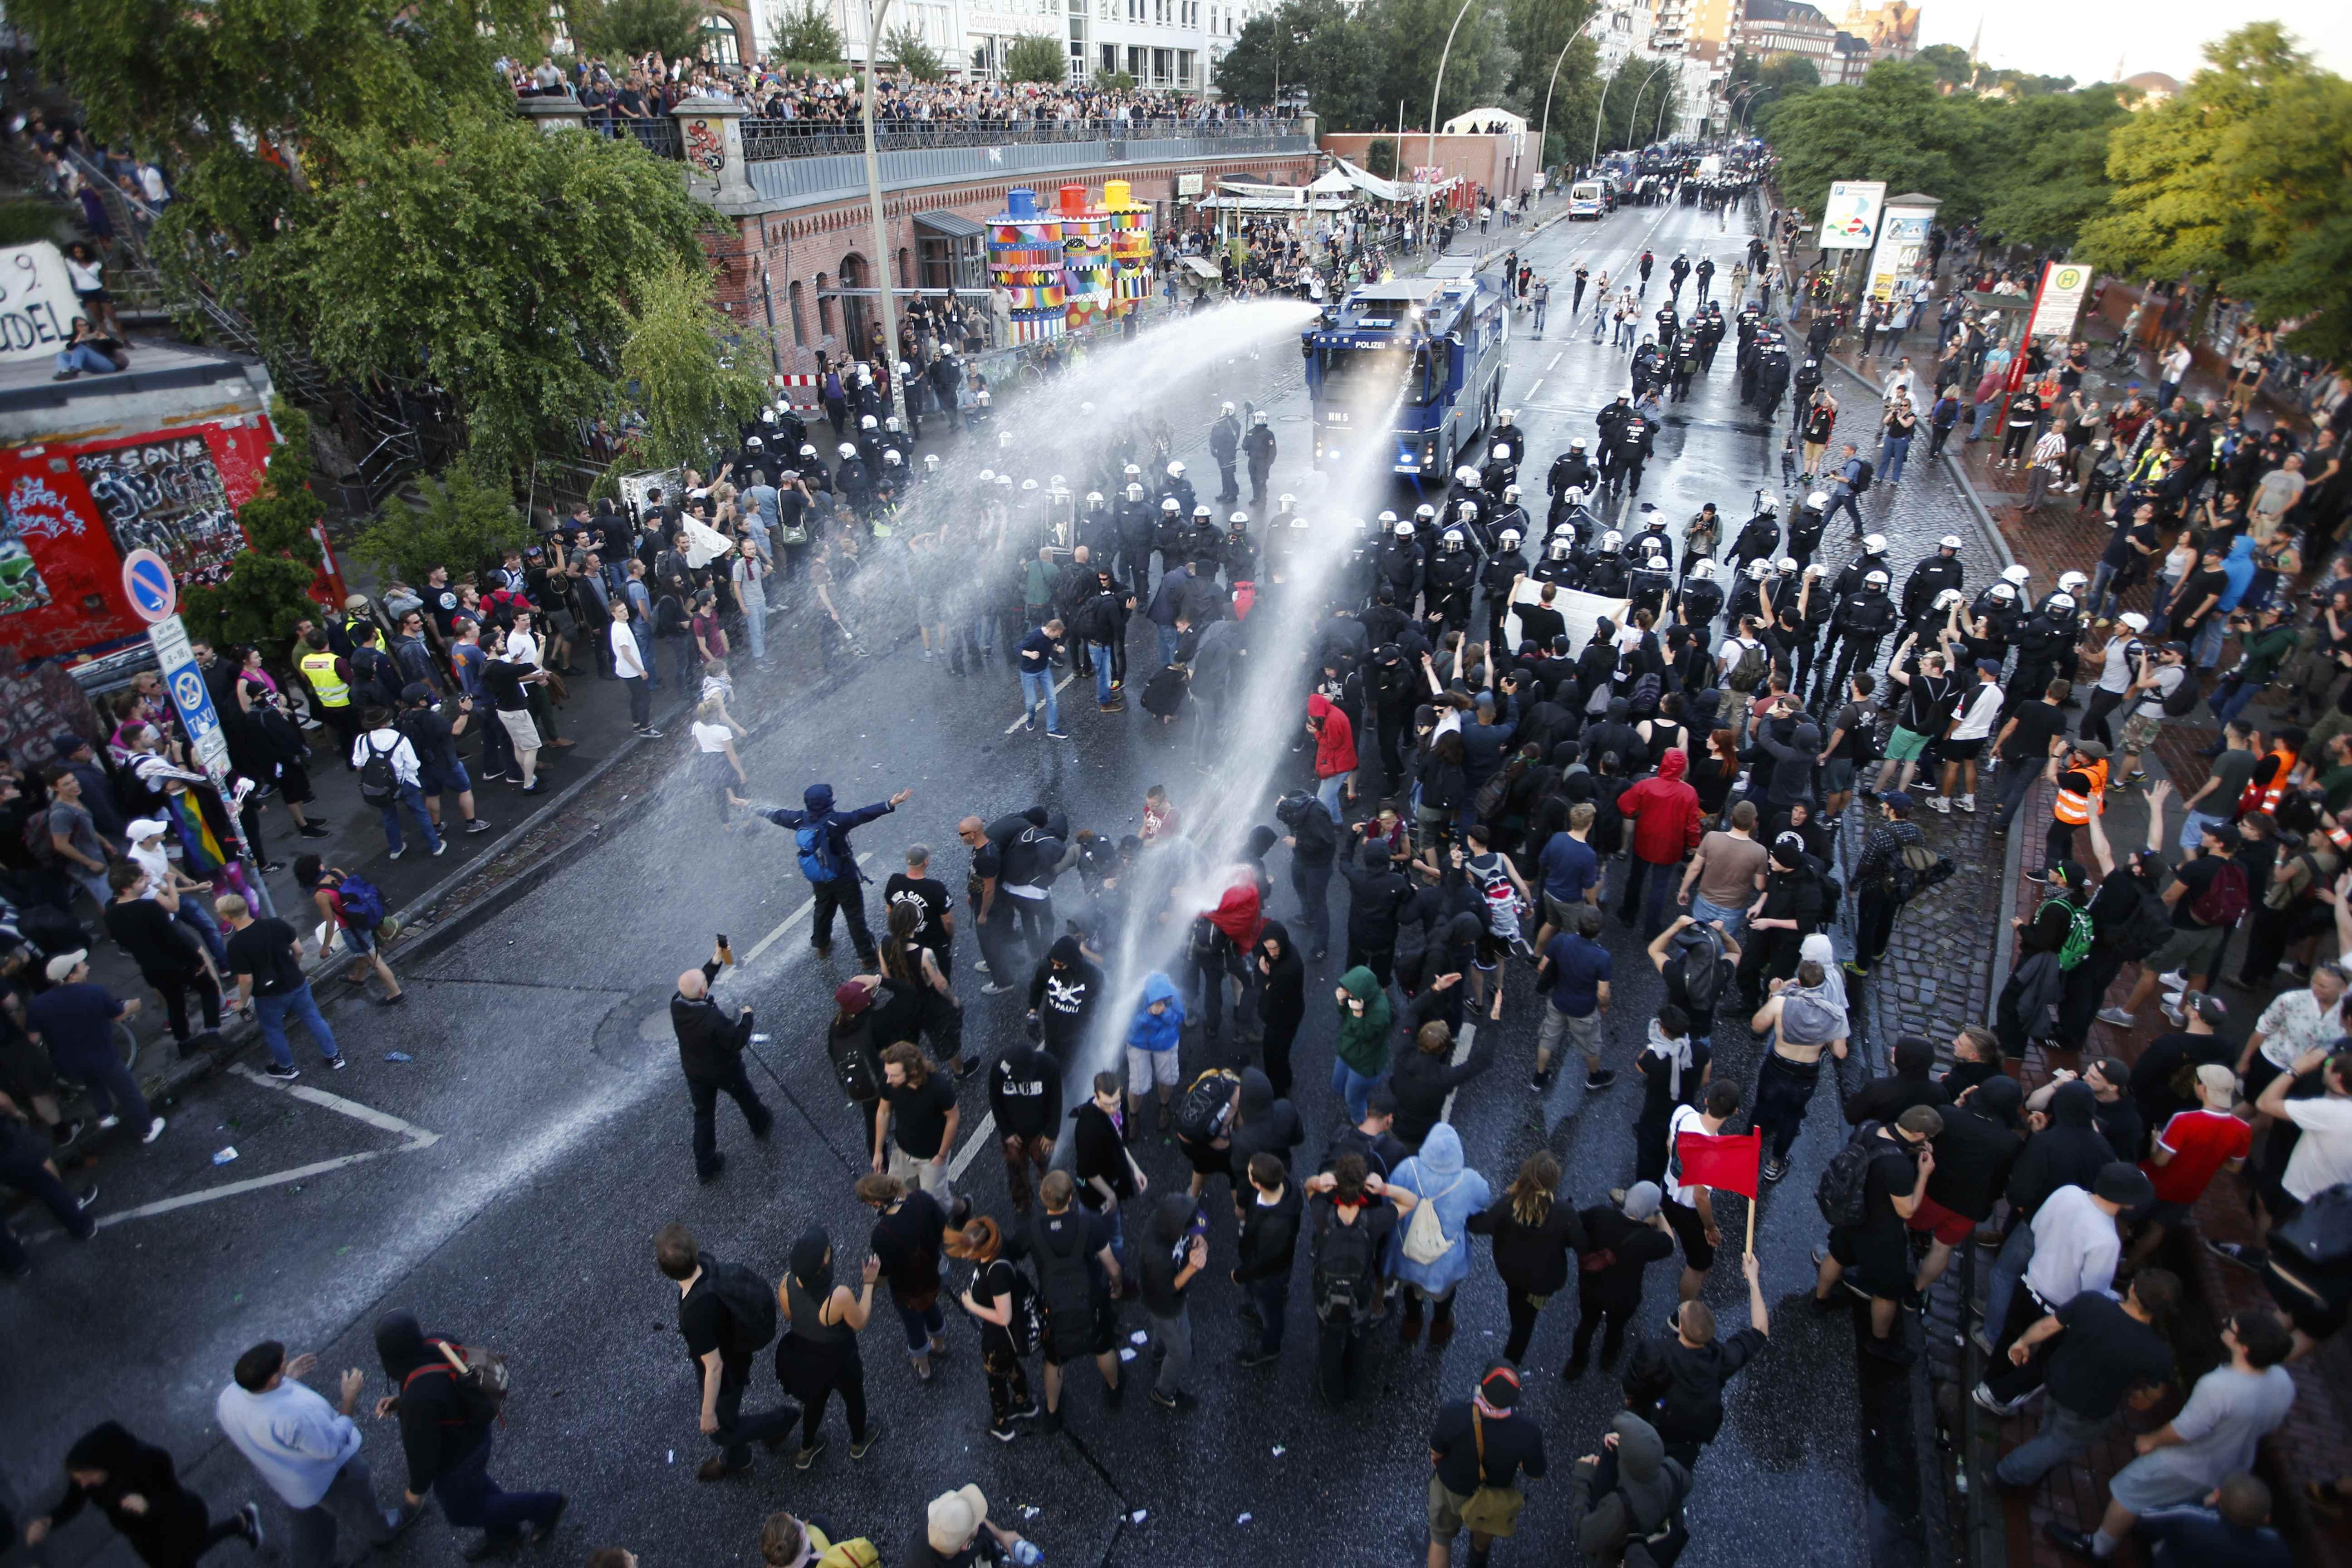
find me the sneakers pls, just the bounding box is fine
[1969,1381,2010,1417]
[1583,1069,1618,1092]
[793,1439,825,1471]
[238,1503,264,1552]
[980,980,1016,996]
[849,1421,882,1460]
[431,840,448,857]
[2158,970,2189,992]
[387,847,406,861]
[265,1063,301,1081]
[1147,1387,1180,1411]
[2095,1005,2135,1027]
[1044,729,1073,740]
[635,725,664,739]
[1007,1400,1042,1422]
[466,818,493,833]
[1529,1069,1554,1092]
[142,1116,167,1144]
[1956,793,1976,813]
[985,1421,1019,1443]
[2022,866,2045,883]
[1761,1157,1786,1184]
[1236,1348,1279,1369]
[97,1114,121,1130]
[1929,794,1950,814]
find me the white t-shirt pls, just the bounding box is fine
[505,628,541,668]
[611,621,646,679]
[1665,1104,1709,1207]
[128,839,173,896]
[691,721,732,755]
[2096,637,2133,695]
[1949,682,2004,741]
[2281,1096,2352,1202]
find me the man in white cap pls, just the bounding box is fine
[916,1484,1033,1567]
[24,950,164,1145]
[125,815,229,968]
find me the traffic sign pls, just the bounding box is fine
[121,549,177,624]
[147,614,230,776]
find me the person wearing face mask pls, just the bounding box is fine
[773,1225,880,1470]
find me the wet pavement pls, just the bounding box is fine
[1,194,1986,1568]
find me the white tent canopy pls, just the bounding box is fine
[1440,106,1526,135]
[1307,167,1354,194]
[1319,156,1461,204]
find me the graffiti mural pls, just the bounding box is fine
[683,118,726,176]
[0,507,50,616]
[73,434,242,588]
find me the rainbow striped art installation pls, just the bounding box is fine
[988,188,1066,344]
[1102,178,1152,317]
[1056,184,1112,330]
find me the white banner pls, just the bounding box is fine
[1819,181,1887,250]
[2027,260,2093,339]
[0,242,82,362]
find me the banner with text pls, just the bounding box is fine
[1819,181,1887,250]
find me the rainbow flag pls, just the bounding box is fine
[166,787,245,896]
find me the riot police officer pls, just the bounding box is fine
[1426,527,1478,635]
[1483,526,1525,649]
[1675,558,1725,635]
[1726,497,1782,576]
[1491,409,1525,467]
[1116,481,1156,601]
[1210,401,1242,502]
[1548,440,1598,518]
[1611,409,1656,496]
[1785,491,1828,571]
[1819,568,1898,706]
[1586,530,1630,597]
[1242,411,1278,504]
[1901,535,1968,623]
[1377,514,1425,612]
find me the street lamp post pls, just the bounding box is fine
[1537,17,1601,184]
[1422,0,1480,245]
[1620,58,1671,160]
[859,0,899,382]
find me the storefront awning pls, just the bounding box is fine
[911,211,986,239]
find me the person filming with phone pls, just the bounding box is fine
[673,936,772,1186]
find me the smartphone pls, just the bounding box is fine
[717,933,733,966]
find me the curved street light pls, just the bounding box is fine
[1422,0,1481,239]
[858,0,899,379]
[1620,58,1672,160]
[1538,14,1605,181]
[1721,82,1762,138]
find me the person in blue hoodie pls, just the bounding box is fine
[1124,972,1186,1133]
[1387,1122,1492,1348]
[741,782,912,967]
[2200,534,2259,669]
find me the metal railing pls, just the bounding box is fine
[720,114,1302,163]
[588,117,684,159]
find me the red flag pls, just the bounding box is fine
[1673,1129,1763,1199]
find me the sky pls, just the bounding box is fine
[1911,2,2352,88]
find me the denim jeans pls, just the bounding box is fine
[739,598,767,664]
[1316,771,1351,822]
[2207,678,2262,735]
[254,980,340,1067]
[1019,669,1060,731]
[1983,1223,2035,1348]
[54,343,117,376]
[1689,893,1747,939]
[894,1298,946,1353]
[2086,562,2123,622]
[2193,616,2227,669]
[1992,759,2038,830]
[1878,432,1914,486]
[1617,857,1679,938]
[1091,644,1114,704]
[1247,1275,1290,1355]
[1967,401,1996,440]
[287,1454,398,1568]
[173,894,230,968]
[1992,1396,2109,1486]
[1156,624,1180,666]
[64,1059,151,1128]
[1330,1056,1381,1125]
[380,781,441,856]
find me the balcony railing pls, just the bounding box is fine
[584,113,1299,164]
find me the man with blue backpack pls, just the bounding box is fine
[741,784,913,967]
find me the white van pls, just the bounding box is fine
[1568,180,1606,220]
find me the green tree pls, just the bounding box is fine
[352,467,532,587]
[1366,137,1399,178]
[1504,0,1593,112]
[274,109,709,482]
[1972,89,2125,252]
[568,0,703,60]
[1215,0,1382,127]
[617,259,771,474]
[1092,68,1137,92]
[1914,42,1971,89]
[180,400,332,652]
[1755,61,1972,221]
[2079,24,2350,360]
[883,24,946,82]
[766,0,843,63]
[1004,34,1068,85]
[1367,0,1517,133]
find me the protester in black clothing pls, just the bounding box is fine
[1843,1034,1945,1125]
[2129,995,2234,1137]
[371,1313,564,1553]
[1390,1006,1497,1149]
[1337,834,1413,984]
[1427,1363,1547,1568]
[857,1172,953,1380]
[1225,1067,1303,1193]
[656,1223,800,1481]
[1912,1076,2028,1296]
[1280,795,1339,958]
[1569,1411,1690,1568]
[1254,922,1307,1097]
[1323,1088,1411,1181]
[24,1423,261,1568]
[989,1033,1062,1216]
[1304,1155,1405,1404]
[1735,834,1824,1008]
[1980,1272,2182,1487]
[672,942,770,1185]
[1630,1003,1709,1184]
[1813,1105,1941,1362]
[1466,1153,1588,1365]
[1232,1152,1303,1368]
[1622,1253,1770,1469]
[1569,1183,1677,1378]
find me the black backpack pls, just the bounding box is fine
[827,1020,882,1102]
[2159,669,2202,719]
[1174,1067,1239,1144]
[703,1260,779,1359]
[1815,1121,1884,1230]
[357,735,399,805]
[1029,1212,1097,1349]
[1313,1212,1379,1325]
[1877,841,1952,905]
[2103,885,2175,961]
[1670,932,1725,1022]
[1851,459,1874,494]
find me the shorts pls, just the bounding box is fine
[1940,738,1987,764]
[1127,1046,1180,1095]
[1905,1191,1976,1246]
[1045,1295,1118,1366]
[1822,757,1856,794]
[1826,1223,1907,1300]
[1182,1134,1231,1177]
[340,921,378,956]
[2118,710,2163,753]
[1661,1196,1715,1273]
[1883,725,1931,762]
[498,707,543,751]
[417,756,470,796]
[2144,1198,2197,1230]
[2264,1257,2348,1341]
[1426,1478,1479,1540]
[1542,892,1589,928]
[2141,922,2229,983]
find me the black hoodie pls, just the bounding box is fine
[2005,1081,2112,1220]
[48,1424,205,1561]
[1025,934,1102,1055]
[1227,1066,1304,1183]
[991,1039,1063,1139]
[1336,838,1412,951]
[1391,998,1498,1148]
[374,1311,486,1493]
[1255,921,1307,1037]
[1844,1036,1946,1125]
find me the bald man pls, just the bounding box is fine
[957,814,1021,995]
[673,940,769,1184]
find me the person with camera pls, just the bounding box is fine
[2200,604,2297,747]
[671,940,769,1186]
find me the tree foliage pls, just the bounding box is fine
[766,1,844,64]
[1504,0,1594,112]
[1369,0,1517,133]
[567,0,704,61]
[1366,138,1399,179]
[352,467,532,587]
[1004,34,1068,85]
[1215,0,1378,124]
[179,401,330,652]
[617,259,771,474]
[2078,24,2352,362]
[884,25,947,82]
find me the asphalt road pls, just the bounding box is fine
[3,193,1949,1568]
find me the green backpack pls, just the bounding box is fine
[2056,897,2096,972]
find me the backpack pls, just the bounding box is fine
[357,735,399,805]
[1851,459,1874,493]
[1671,931,1725,1021]
[827,1020,882,1102]
[2271,1182,2352,1270]
[2105,885,2175,961]
[1174,1067,1239,1143]
[402,1338,510,1427]
[333,873,388,931]
[1628,670,1663,717]
[21,808,57,866]
[702,1260,780,1359]
[1725,641,1767,693]
[1312,1212,1379,1324]
[1877,841,1950,905]
[1399,1172,1462,1266]
[2159,669,2202,719]
[2189,859,2249,928]
[1815,1121,1884,1230]
[1029,1213,1096,1354]
[2056,899,2097,971]
[794,821,839,883]
[1469,853,1522,941]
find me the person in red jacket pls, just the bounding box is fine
[1308,693,1357,823]
[1615,749,1704,939]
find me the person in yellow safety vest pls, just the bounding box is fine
[295,629,363,762]
[2034,738,2109,888]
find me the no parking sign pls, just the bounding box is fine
[121,548,176,624]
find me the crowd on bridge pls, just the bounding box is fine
[9,159,2350,1568]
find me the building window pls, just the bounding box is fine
[1153,46,1171,82]
[815,273,833,337]
[1102,42,1117,73]
[699,15,740,65]
[1177,48,1195,85]
[788,279,806,347]
[1153,0,1168,24]
[1128,44,1146,76]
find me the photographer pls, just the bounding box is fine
[671,940,769,1185]
[2201,604,2297,745]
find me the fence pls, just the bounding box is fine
[742,132,1314,208]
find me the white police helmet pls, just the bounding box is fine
[1747,559,1771,579]
[2057,570,2088,593]
[860,414,877,431]
[1864,568,1891,587]
[1229,511,1249,526]
[2002,563,2032,586]
[837,441,857,458]
[1126,483,1144,500]
[1167,460,1186,477]
[1807,490,1829,510]
[1863,534,1887,553]
[1442,529,1466,553]
[1395,519,1416,537]
[1602,529,1623,550]
[2048,592,2077,611]
[1777,556,1798,574]
[1498,528,1522,549]
[2118,612,2149,633]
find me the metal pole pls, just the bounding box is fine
[860,0,899,377]
[1589,68,1615,170]
[1423,0,1478,247]
[1622,60,1668,160]
[1536,37,1578,181]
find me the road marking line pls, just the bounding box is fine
[947,1109,997,1182]
[1002,673,1078,735]
[1524,379,1544,401]
[742,853,876,967]
[97,1151,407,1227]
[229,1064,441,1143]
[1547,354,1562,371]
